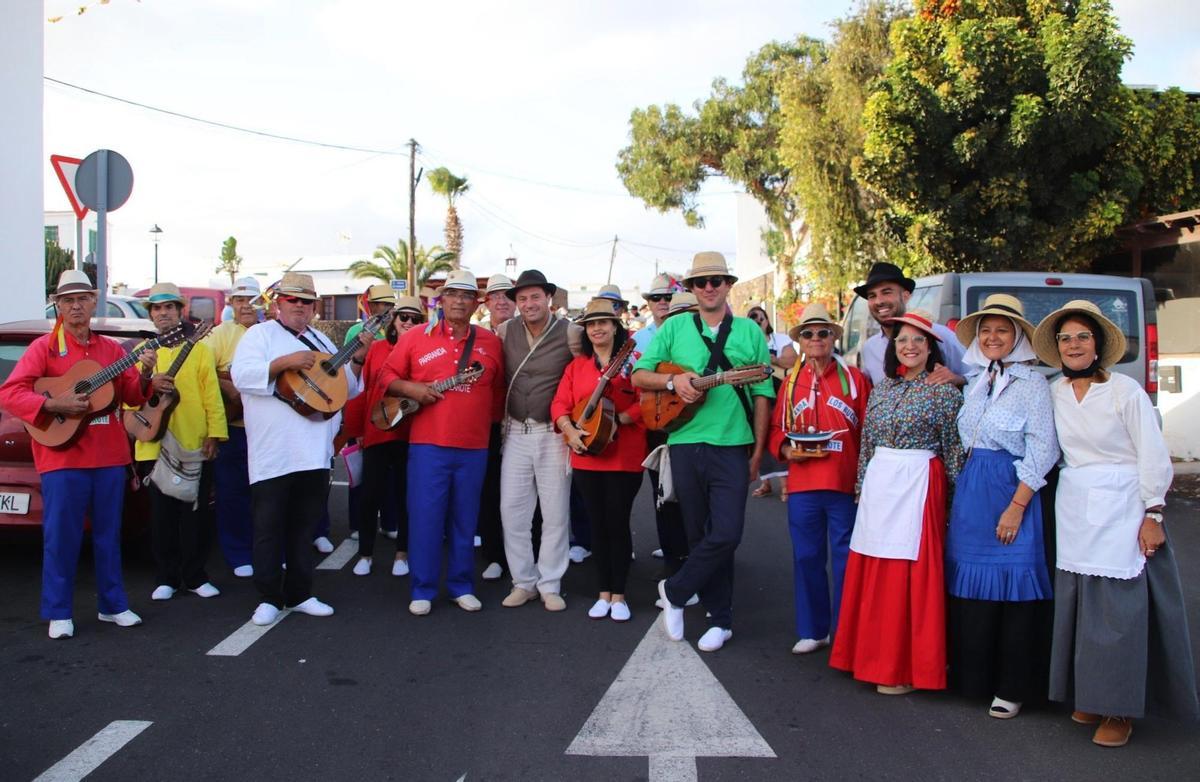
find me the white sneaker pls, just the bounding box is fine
[151,585,176,601]
[384,528,398,540]
[391,558,409,577]
[290,597,334,617]
[651,548,664,559]
[655,593,700,610]
[473,535,482,548]
[481,562,503,581]
[349,530,359,541]
[232,565,253,578]
[657,580,684,641]
[588,599,611,619]
[610,601,631,622]
[48,619,74,639]
[313,536,334,554]
[409,599,431,616]
[352,557,371,576]
[791,636,830,655]
[698,627,732,652]
[454,594,482,612]
[189,583,220,599]
[251,602,280,626]
[568,545,591,564]
[98,610,143,627]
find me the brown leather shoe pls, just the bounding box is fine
[1071,710,1102,725]
[1092,716,1133,747]
[501,587,538,608]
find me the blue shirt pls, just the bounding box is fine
[957,362,1059,491]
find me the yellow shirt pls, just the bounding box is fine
[132,340,228,462]
[207,319,249,429]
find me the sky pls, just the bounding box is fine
[39,0,1200,294]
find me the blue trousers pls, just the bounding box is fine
[787,490,856,641]
[40,466,130,620]
[407,444,487,601]
[214,426,252,569]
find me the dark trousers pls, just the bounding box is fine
[148,460,215,590]
[357,440,409,558]
[214,426,253,569]
[949,596,1050,704]
[573,469,641,594]
[251,469,329,608]
[665,444,749,630]
[569,483,591,550]
[477,423,507,568]
[647,430,687,575]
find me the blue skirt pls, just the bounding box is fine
[946,448,1052,602]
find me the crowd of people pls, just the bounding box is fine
[2,255,1195,749]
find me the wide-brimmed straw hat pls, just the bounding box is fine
[441,268,480,294]
[884,309,942,342]
[394,295,423,313]
[506,269,557,300]
[643,274,674,299]
[145,282,185,305]
[1032,299,1126,369]
[682,252,737,285]
[485,274,513,295]
[788,302,843,342]
[576,298,623,325]
[52,269,97,298]
[276,272,318,301]
[955,293,1035,347]
[366,283,397,304]
[597,284,628,307]
[666,292,699,318]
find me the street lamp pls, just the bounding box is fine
[150,224,163,284]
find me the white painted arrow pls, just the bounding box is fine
[567,620,776,781]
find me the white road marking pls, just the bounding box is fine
[33,720,153,782]
[566,619,775,781]
[330,480,349,486]
[316,538,357,570]
[206,610,292,657]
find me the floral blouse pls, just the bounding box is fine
[957,363,1059,491]
[856,370,965,494]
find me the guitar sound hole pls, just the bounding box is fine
[320,361,335,376]
[147,395,160,408]
[73,383,89,394]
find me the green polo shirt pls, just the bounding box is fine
[633,312,774,446]
[343,320,387,346]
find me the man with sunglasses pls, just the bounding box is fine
[633,253,775,653]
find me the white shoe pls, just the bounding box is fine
[454,594,482,612]
[313,536,334,554]
[588,599,611,619]
[481,562,503,581]
[698,627,732,652]
[384,528,398,540]
[349,530,359,541]
[791,636,830,655]
[473,535,482,548]
[568,545,591,564]
[651,548,664,559]
[610,601,631,622]
[251,602,280,626]
[655,593,700,610]
[233,565,253,578]
[98,610,142,627]
[409,599,431,616]
[189,582,220,599]
[151,585,176,601]
[48,619,74,639]
[657,580,684,641]
[391,558,409,577]
[352,557,371,576]
[290,597,334,617]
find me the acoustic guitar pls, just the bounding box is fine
[566,339,636,455]
[25,324,189,448]
[122,321,213,443]
[640,361,772,432]
[275,311,390,419]
[370,361,485,430]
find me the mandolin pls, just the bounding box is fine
[123,321,213,443]
[370,361,485,430]
[567,339,636,455]
[25,324,189,448]
[275,311,390,419]
[640,361,771,432]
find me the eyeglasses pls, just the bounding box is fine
[894,334,928,346]
[799,328,833,340]
[277,295,312,305]
[395,313,424,325]
[1055,331,1094,344]
[441,289,477,300]
[691,276,728,290]
[646,294,673,303]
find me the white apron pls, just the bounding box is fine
[849,447,933,561]
[1055,463,1146,579]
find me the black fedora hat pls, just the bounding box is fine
[853,262,915,298]
[505,269,557,300]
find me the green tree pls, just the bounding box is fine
[349,239,457,290]
[216,236,243,286]
[858,0,1139,273]
[45,241,75,298]
[426,167,470,267]
[1123,87,1200,219]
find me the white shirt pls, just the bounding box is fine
[861,322,969,385]
[231,320,361,484]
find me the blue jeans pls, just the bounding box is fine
[214,427,252,569]
[787,490,856,641]
[407,444,487,601]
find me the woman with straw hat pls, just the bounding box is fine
[1033,300,1199,747]
[944,294,1058,720]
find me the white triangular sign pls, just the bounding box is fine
[50,154,88,221]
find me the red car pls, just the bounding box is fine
[0,317,155,534]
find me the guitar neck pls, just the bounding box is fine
[81,338,160,393]
[581,340,635,419]
[163,341,197,380]
[323,314,387,373]
[432,370,470,393]
[692,368,762,392]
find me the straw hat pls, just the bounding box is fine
[395,295,423,313]
[52,269,96,298]
[883,308,942,341]
[1032,299,1126,369]
[575,298,622,325]
[485,274,513,295]
[682,252,737,285]
[366,283,396,304]
[441,268,479,294]
[666,292,699,318]
[643,274,674,299]
[788,302,843,342]
[955,293,1035,347]
[276,272,318,301]
[597,284,627,306]
[145,282,185,305]
[230,277,261,299]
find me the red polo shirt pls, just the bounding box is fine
[346,338,412,449]
[550,355,645,473]
[0,331,149,473]
[380,321,504,450]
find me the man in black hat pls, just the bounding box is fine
[855,262,968,386]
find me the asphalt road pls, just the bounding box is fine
[1,476,1198,781]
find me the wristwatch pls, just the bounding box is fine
[1146,511,1164,524]
[665,376,676,393]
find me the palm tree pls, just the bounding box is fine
[348,239,457,289]
[426,167,470,267]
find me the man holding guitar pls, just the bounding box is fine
[132,283,227,603]
[0,270,166,639]
[632,252,775,653]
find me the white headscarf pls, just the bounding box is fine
[964,317,1038,399]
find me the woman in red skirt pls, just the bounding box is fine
[829,311,964,694]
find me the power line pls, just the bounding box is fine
[419,143,631,197]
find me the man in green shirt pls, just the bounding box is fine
[633,252,774,653]
[343,283,396,345]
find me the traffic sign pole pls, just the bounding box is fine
[96,150,108,314]
[75,149,133,318]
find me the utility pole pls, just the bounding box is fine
[605,234,618,284]
[407,138,421,293]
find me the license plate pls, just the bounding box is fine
[0,492,30,514]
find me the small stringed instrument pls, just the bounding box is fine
[123,321,213,443]
[275,311,390,419]
[370,361,485,430]
[567,339,636,455]
[25,324,189,448]
[640,361,771,432]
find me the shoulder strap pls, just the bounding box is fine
[504,316,563,408]
[458,325,477,373]
[692,312,752,425]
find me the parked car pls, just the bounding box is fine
[43,293,149,320]
[839,272,1158,404]
[0,317,155,534]
[130,286,226,324]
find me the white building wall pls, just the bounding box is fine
[734,194,773,281]
[1159,354,1200,461]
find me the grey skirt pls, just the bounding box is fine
[1049,533,1200,720]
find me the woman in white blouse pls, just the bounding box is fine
[1033,300,1198,747]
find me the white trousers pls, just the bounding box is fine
[500,419,571,595]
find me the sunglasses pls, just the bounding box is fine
[395,313,425,325]
[798,328,833,340]
[691,276,728,290]
[277,295,312,305]
[646,294,673,303]
[1055,331,1094,344]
